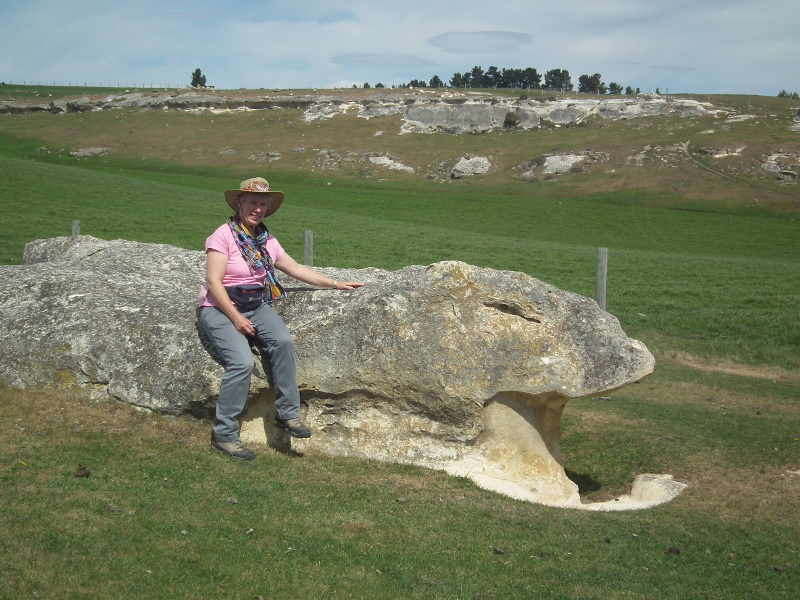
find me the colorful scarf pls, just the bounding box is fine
[228,216,286,303]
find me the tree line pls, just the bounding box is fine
[190,68,797,99]
[386,65,642,95]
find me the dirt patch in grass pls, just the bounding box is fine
[0,384,208,456]
[566,405,643,429]
[628,378,797,419]
[662,351,800,385]
[674,462,800,527]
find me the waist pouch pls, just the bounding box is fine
[224,284,267,311]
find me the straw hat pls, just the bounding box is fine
[224,177,285,216]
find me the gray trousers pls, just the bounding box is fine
[198,304,301,442]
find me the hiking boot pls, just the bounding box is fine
[211,437,256,461]
[274,417,312,438]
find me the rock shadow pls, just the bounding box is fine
[565,469,602,495]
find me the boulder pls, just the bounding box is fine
[543,154,586,174]
[451,155,491,178]
[0,236,675,509]
[6,237,214,415]
[402,101,515,134]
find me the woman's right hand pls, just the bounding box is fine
[206,249,257,337]
[231,312,256,337]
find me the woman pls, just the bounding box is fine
[198,177,364,460]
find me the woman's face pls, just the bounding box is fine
[238,193,271,231]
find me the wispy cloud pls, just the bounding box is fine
[427,31,533,54]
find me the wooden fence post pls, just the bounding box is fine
[304,230,314,266]
[596,247,608,310]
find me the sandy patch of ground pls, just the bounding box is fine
[661,352,798,384]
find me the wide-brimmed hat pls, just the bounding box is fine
[224,177,285,216]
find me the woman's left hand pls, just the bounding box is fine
[275,254,366,291]
[334,281,365,291]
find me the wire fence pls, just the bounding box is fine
[73,220,612,310]
[2,82,191,90]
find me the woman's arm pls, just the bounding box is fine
[274,253,364,290]
[206,249,257,336]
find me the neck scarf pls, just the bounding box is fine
[228,216,286,303]
[228,216,271,271]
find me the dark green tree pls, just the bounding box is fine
[578,73,604,94]
[190,68,207,88]
[544,69,572,91]
[485,66,501,88]
[608,82,623,95]
[495,67,540,89]
[469,66,485,88]
[429,75,444,88]
[499,68,520,88]
[449,72,465,88]
[522,67,542,89]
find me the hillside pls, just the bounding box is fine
[1,86,799,215]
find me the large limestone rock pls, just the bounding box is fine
[0,236,680,509]
[5,237,213,415]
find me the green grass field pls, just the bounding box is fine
[1,87,798,599]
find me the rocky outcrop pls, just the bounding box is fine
[310,149,413,175]
[368,154,415,173]
[515,151,609,180]
[0,236,677,509]
[761,152,799,181]
[399,96,712,134]
[69,147,110,158]
[698,145,747,159]
[0,89,718,135]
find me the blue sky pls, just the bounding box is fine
[1,0,797,95]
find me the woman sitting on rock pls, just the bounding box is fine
[198,177,364,460]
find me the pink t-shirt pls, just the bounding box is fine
[198,223,286,307]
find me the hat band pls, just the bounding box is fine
[242,181,271,192]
